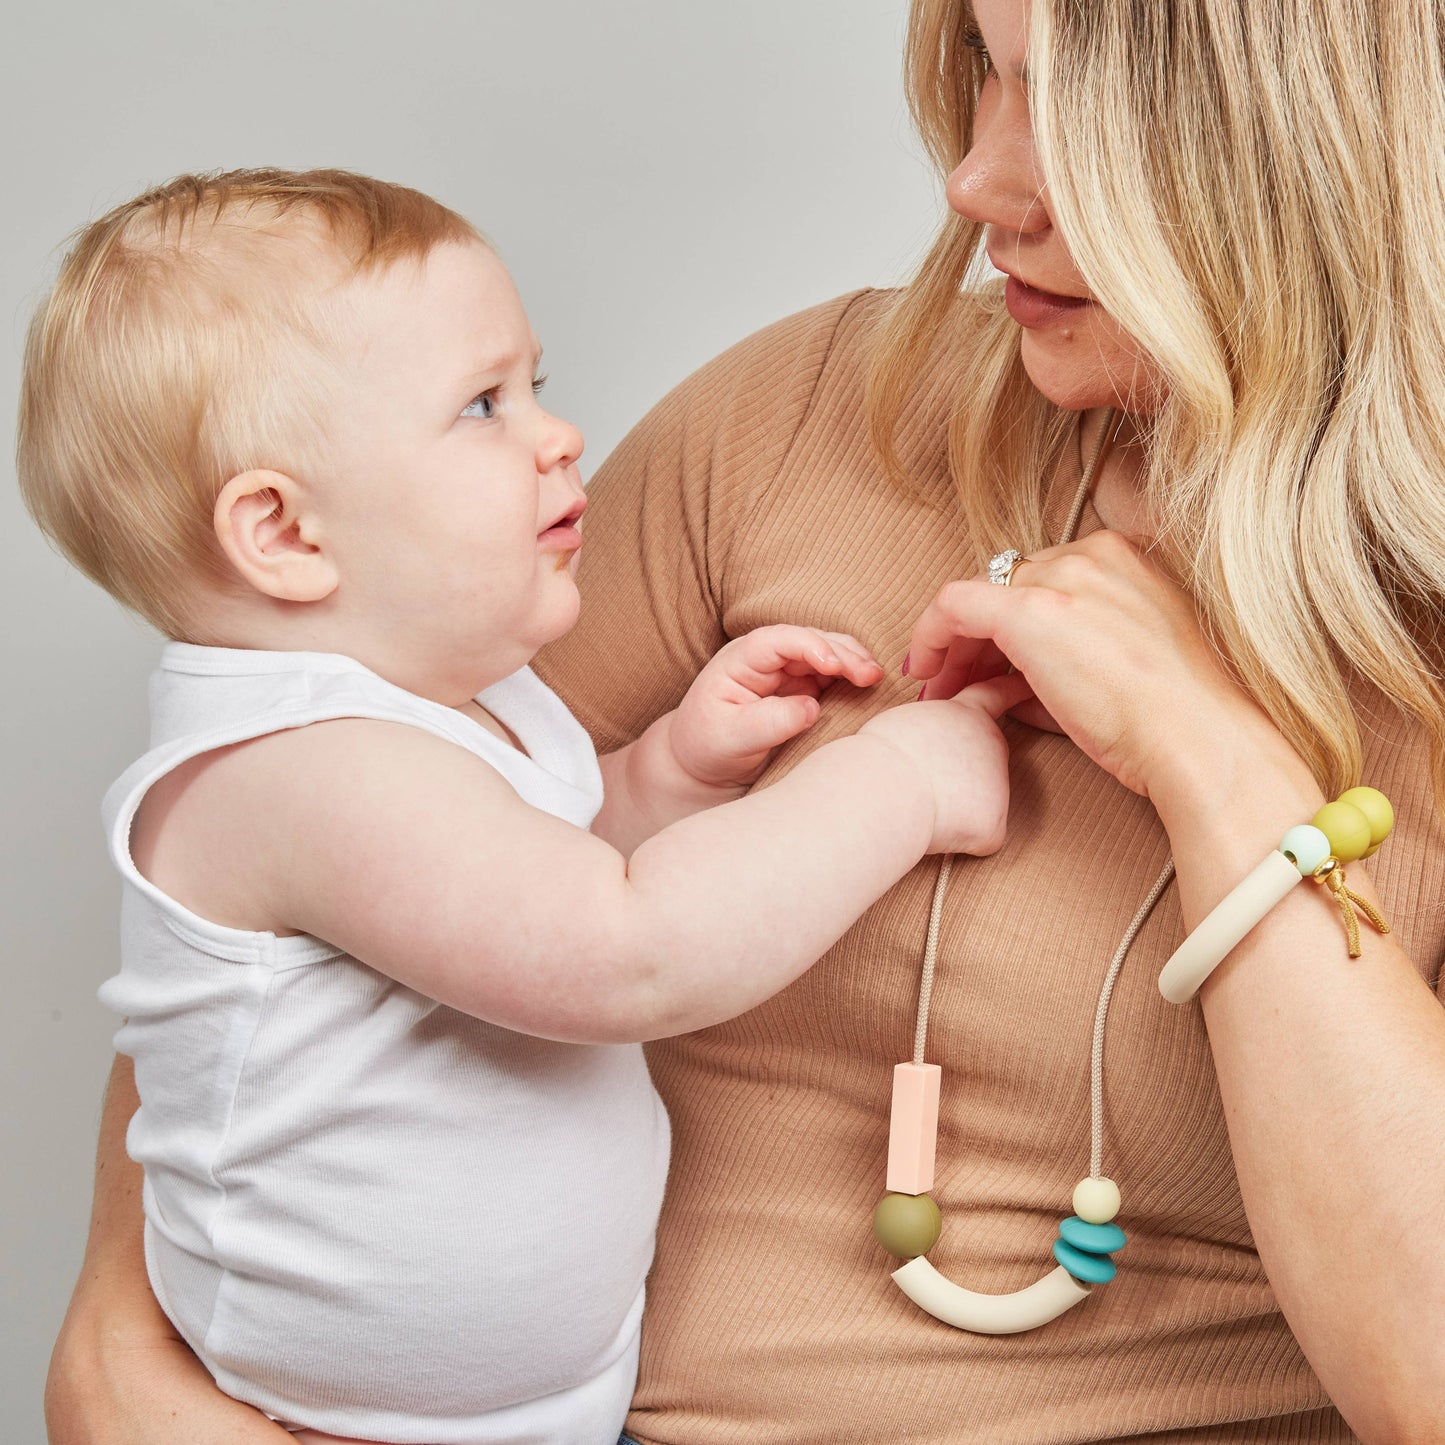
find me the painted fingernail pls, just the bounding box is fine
[916,685,927,702]
[901,652,911,676]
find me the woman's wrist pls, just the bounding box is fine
[1144,700,1326,917]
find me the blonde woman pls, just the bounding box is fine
[46,1,1445,1442]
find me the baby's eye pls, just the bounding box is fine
[532,373,549,395]
[461,391,497,420]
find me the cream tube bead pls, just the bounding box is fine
[1157,849,1301,1004]
[891,1257,1093,1334]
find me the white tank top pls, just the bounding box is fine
[99,644,670,1444]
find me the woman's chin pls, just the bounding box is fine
[1019,331,1161,415]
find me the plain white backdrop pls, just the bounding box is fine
[0,3,940,1435]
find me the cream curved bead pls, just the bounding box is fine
[1157,850,1301,1003]
[892,1258,1092,1334]
[1072,1176,1122,1224]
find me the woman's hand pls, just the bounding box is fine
[46,1284,292,1445]
[45,1055,293,1445]
[905,530,1274,802]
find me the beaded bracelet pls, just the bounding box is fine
[1157,786,1394,1005]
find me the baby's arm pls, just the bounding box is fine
[171,674,1028,1044]
[594,625,883,854]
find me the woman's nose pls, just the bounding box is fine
[945,90,1050,235]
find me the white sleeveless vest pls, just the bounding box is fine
[99,644,670,1444]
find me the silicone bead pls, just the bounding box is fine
[1279,824,1331,876]
[1157,851,1300,1003]
[1336,787,1394,849]
[1058,1215,1127,1254]
[873,1192,943,1259]
[892,1258,1092,1334]
[886,1062,941,1195]
[1310,801,1372,864]
[1072,1176,1121,1224]
[1052,1238,1118,1284]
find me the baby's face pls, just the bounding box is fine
[307,241,587,696]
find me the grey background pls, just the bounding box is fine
[1,3,939,1437]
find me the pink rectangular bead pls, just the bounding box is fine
[886,1061,941,1195]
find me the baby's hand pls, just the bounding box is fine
[860,673,1035,855]
[670,625,883,788]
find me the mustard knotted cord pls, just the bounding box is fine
[1313,862,1392,958]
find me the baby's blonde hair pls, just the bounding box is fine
[17,168,481,638]
[870,0,1445,811]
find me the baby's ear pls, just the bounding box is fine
[213,469,338,603]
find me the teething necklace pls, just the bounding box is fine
[872,411,1168,1333]
[873,413,1395,1333]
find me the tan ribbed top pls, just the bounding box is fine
[533,290,1445,1445]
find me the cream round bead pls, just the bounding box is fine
[1310,801,1372,864]
[1336,787,1394,849]
[1279,824,1331,875]
[1071,1176,1121,1225]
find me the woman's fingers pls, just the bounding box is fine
[1005,696,1064,733]
[906,579,1014,682]
[919,635,1017,700]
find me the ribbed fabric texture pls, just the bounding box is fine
[534,290,1445,1445]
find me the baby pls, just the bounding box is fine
[18,169,1026,1445]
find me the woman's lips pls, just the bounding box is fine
[1004,273,1092,329]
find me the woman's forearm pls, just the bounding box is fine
[47,1055,151,1391]
[46,1056,292,1444]
[1153,725,1445,1442]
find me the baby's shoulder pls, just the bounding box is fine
[131,716,519,936]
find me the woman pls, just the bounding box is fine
[46,1,1445,1441]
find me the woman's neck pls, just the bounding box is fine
[1086,411,1151,538]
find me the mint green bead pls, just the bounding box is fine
[1053,1238,1117,1283]
[1280,824,1331,875]
[1336,787,1394,849]
[873,1192,942,1259]
[1311,801,1372,864]
[1059,1215,1127,1254]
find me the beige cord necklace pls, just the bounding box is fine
[876,409,1179,1333]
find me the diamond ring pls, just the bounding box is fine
[987,548,1026,586]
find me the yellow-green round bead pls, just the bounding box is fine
[1336,787,1394,849]
[873,1191,942,1259]
[1310,801,1372,864]
[1072,1176,1122,1225]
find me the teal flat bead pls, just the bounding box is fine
[1053,1238,1117,1283]
[1279,824,1331,875]
[1059,1215,1127,1254]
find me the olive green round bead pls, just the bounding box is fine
[1310,801,1372,864]
[873,1191,943,1259]
[1336,787,1394,850]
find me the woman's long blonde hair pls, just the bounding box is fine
[870,0,1445,810]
